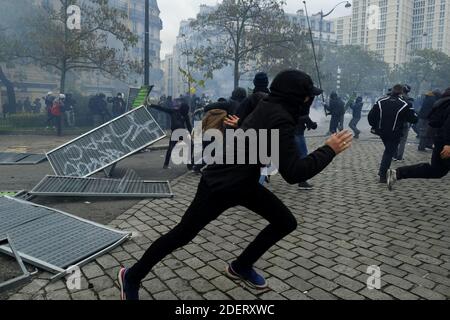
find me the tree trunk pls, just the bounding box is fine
[0,66,17,113]
[60,67,66,93]
[233,52,241,89]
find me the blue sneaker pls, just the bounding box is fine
[118,267,140,300]
[225,261,268,290]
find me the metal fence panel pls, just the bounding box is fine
[46,106,165,177]
[0,153,47,165]
[0,197,130,274]
[30,176,173,198]
[0,153,31,164]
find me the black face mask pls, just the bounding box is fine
[299,96,315,117]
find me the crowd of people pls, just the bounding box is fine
[2,97,43,118]
[117,68,449,300]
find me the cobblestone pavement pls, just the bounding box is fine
[3,133,450,300]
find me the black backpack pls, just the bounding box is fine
[428,97,450,129]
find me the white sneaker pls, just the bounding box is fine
[387,169,397,191]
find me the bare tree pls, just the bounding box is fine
[23,0,140,92]
[191,0,290,88]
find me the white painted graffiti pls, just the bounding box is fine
[56,109,164,177]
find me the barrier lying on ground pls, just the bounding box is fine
[0,153,47,165]
[30,175,173,198]
[46,106,166,178]
[0,196,130,281]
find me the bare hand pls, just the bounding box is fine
[441,145,450,159]
[224,115,240,129]
[325,130,353,155]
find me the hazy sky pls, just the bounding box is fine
[158,0,353,58]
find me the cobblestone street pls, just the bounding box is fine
[4,133,450,300]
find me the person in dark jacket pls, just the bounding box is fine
[349,96,363,139]
[150,99,193,169]
[118,69,353,300]
[236,72,270,126]
[326,92,346,134]
[229,87,247,115]
[295,115,318,190]
[2,102,8,119]
[368,84,418,183]
[418,90,441,151]
[33,98,42,114]
[395,85,416,161]
[23,97,32,113]
[110,93,126,118]
[387,87,450,190]
[89,93,111,126]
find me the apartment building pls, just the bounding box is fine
[341,0,450,66]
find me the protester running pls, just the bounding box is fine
[118,69,353,300]
[368,84,418,183]
[387,87,450,190]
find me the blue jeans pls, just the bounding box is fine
[295,133,308,159]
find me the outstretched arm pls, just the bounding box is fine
[277,127,353,184]
[149,104,175,114]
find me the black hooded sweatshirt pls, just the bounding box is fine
[236,86,270,127]
[430,90,450,145]
[201,70,336,191]
[151,103,192,132]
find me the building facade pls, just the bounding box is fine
[340,0,450,66]
[287,10,337,44]
[334,15,353,46]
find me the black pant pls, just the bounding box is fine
[398,143,450,179]
[418,119,434,149]
[379,137,401,179]
[338,114,345,131]
[163,139,178,167]
[349,116,361,136]
[126,179,297,284]
[329,115,342,133]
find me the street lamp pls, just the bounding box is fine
[317,1,352,58]
[144,0,150,86]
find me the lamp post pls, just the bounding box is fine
[144,0,150,86]
[317,1,351,58]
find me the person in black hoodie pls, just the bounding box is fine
[117,69,353,300]
[368,84,418,183]
[150,98,193,169]
[236,72,270,126]
[395,85,416,161]
[326,92,346,134]
[349,96,363,139]
[387,87,450,190]
[229,87,247,115]
[418,90,441,151]
[295,115,318,190]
